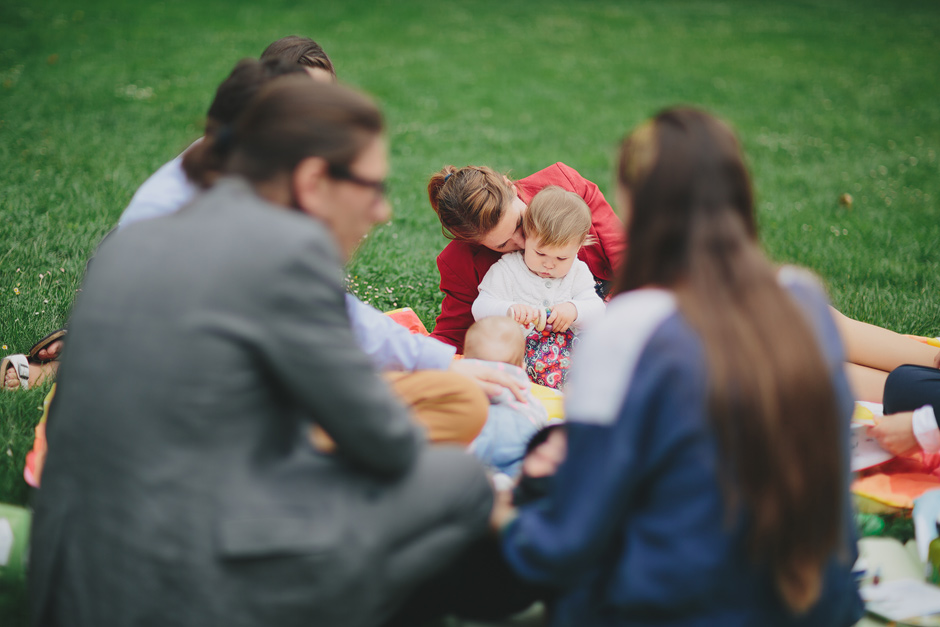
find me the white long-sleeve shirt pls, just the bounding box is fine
[471,251,605,330]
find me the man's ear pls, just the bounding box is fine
[293,156,330,218]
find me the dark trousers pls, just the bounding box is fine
[883,364,940,421]
[383,536,549,627]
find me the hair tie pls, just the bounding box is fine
[443,173,453,183]
[214,125,235,154]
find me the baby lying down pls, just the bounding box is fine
[463,316,553,476]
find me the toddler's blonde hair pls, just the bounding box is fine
[522,186,595,248]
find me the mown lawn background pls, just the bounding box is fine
[2,0,939,622]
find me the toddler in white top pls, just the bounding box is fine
[472,186,606,388]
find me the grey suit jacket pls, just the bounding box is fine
[30,178,427,626]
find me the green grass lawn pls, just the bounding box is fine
[1,0,939,621]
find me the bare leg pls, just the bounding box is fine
[831,307,939,372]
[845,362,889,403]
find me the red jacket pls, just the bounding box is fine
[431,162,626,352]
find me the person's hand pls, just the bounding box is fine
[489,484,517,533]
[547,302,578,333]
[521,426,567,478]
[508,304,544,329]
[933,349,940,369]
[309,425,337,453]
[449,359,528,403]
[869,412,919,456]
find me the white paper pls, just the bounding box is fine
[860,578,940,621]
[0,519,12,567]
[857,401,885,417]
[851,421,894,471]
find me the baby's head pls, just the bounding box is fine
[464,316,527,367]
[522,186,594,279]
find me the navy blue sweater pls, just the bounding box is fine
[501,270,864,626]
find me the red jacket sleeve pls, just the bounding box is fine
[431,241,501,353]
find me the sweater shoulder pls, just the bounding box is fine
[566,289,679,425]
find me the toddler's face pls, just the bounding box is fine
[523,237,580,279]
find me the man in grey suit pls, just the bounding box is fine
[29,77,494,626]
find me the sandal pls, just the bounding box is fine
[1,354,31,390]
[28,328,67,363]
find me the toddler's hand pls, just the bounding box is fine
[548,302,578,333]
[508,304,541,326]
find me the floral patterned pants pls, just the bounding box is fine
[524,328,577,390]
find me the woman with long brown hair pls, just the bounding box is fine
[495,108,863,625]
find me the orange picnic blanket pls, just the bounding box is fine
[23,383,54,488]
[853,452,940,511]
[385,307,430,336]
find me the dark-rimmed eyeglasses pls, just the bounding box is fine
[328,164,388,196]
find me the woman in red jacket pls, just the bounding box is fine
[427,163,625,353]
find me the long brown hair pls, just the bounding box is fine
[184,75,382,189]
[428,165,515,241]
[615,108,843,613]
